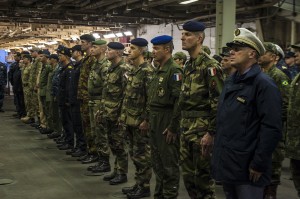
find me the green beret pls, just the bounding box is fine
[92,39,107,45]
[183,21,206,32]
[173,52,187,60]
[202,46,211,55]
[263,42,277,54]
[226,28,265,56]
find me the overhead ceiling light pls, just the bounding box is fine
[180,0,198,4]
[124,31,133,36]
[92,33,100,39]
[103,33,116,39]
[115,32,123,37]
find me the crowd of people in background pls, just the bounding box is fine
[0,20,300,199]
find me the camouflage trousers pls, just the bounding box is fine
[270,141,285,185]
[102,118,128,174]
[27,90,39,118]
[88,100,101,154]
[127,125,152,187]
[23,87,31,114]
[149,110,180,199]
[291,159,300,197]
[80,100,93,154]
[46,98,62,133]
[38,94,47,127]
[180,118,215,199]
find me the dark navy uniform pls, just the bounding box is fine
[212,64,282,187]
[0,62,7,111]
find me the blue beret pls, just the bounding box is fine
[80,34,95,42]
[131,38,148,47]
[151,35,173,45]
[182,21,206,32]
[107,42,125,50]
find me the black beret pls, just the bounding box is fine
[23,54,32,60]
[183,21,206,32]
[220,47,231,57]
[151,35,173,45]
[71,45,83,53]
[49,54,59,61]
[57,46,72,57]
[107,42,125,50]
[38,49,50,56]
[285,51,295,58]
[80,34,95,42]
[21,51,30,55]
[131,38,148,47]
[15,52,21,57]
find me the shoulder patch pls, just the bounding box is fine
[208,67,216,76]
[173,73,182,81]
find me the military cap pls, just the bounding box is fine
[131,38,148,47]
[220,47,231,57]
[173,52,187,60]
[182,21,206,32]
[80,34,95,42]
[213,54,222,63]
[30,47,40,52]
[226,28,265,56]
[263,42,277,54]
[291,43,300,49]
[21,51,30,55]
[38,49,51,57]
[274,44,284,58]
[92,40,107,45]
[57,46,72,57]
[151,35,173,45]
[23,54,32,60]
[107,42,125,50]
[49,54,59,61]
[285,51,295,58]
[71,45,83,52]
[202,46,211,55]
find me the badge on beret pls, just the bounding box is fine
[157,87,165,97]
[235,29,240,36]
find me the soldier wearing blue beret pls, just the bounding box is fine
[179,20,224,199]
[148,35,182,198]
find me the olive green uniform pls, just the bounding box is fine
[120,62,153,188]
[148,58,182,199]
[286,73,300,197]
[101,60,129,175]
[178,52,223,199]
[88,57,110,159]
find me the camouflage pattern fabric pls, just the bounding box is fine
[178,52,224,199]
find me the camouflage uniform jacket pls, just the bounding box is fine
[77,55,96,102]
[101,60,128,121]
[120,62,154,127]
[265,65,290,122]
[88,57,110,100]
[45,65,55,102]
[39,63,52,97]
[21,64,31,87]
[178,52,224,135]
[148,58,182,134]
[286,73,300,160]
[28,59,42,91]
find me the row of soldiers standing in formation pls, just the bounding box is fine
[6,19,300,199]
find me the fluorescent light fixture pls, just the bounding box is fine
[28,46,32,50]
[124,31,133,36]
[115,32,123,37]
[71,36,79,41]
[103,33,116,39]
[45,41,58,45]
[93,33,100,39]
[37,44,45,48]
[180,0,198,4]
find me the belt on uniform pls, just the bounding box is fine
[181,110,209,118]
